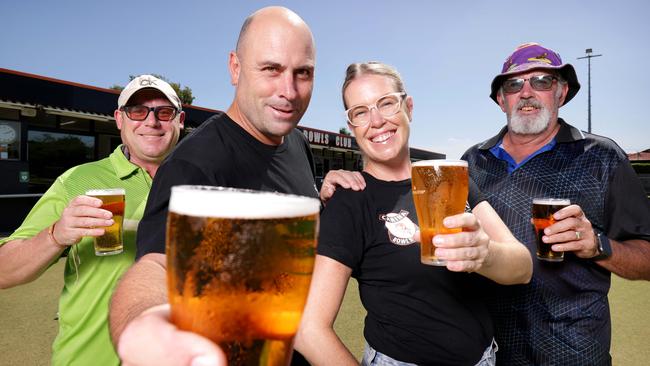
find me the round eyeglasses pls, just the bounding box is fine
[502,75,558,94]
[120,105,179,122]
[345,92,406,127]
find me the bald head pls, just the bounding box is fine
[226,6,316,145]
[235,6,314,57]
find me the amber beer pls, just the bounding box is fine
[86,188,125,256]
[166,186,320,366]
[532,198,570,262]
[411,160,468,266]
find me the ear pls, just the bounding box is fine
[178,111,186,129]
[405,95,414,122]
[557,82,569,106]
[114,109,123,130]
[229,51,241,86]
[496,89,507,113]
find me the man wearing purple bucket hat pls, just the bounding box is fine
[462,42,650,365]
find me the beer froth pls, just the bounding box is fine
[532,198,571,206]
[86,188,126,196]
[169,186,320,218]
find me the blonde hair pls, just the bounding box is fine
[342,61,406,109]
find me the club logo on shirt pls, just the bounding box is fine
[379,210,417,246]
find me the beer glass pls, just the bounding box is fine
[532,198,571,262]
[86,188,125,256]
[411,160,468,266]
[166,186,320,366]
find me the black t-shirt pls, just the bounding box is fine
[136,113,319,258]
[317,172,492,366]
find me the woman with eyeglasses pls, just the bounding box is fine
[294,62,532,366]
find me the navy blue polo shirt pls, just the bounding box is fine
[462,119,650,366]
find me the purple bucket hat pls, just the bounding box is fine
[490,42,581,105]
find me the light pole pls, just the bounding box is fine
[577,48,602,133]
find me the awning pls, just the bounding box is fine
[0,100,38,117]
[42,106,113,122]
[0,99,114,122]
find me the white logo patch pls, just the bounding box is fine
[379,210,417,246]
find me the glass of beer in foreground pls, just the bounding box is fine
[532,198,571,262]
[166,186,320,366]
[85,188,125,256]
[411,160,468,266]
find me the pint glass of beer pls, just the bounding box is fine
[166,186,320,366]
[411,160,468,266]
[86,188,125,256]
[532,198,571,262]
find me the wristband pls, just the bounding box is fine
[48,221,66,248]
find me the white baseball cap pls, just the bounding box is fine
[117,74,182,110]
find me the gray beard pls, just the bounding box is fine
[507,100,552,135]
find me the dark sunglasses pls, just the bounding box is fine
[502,75,557,94]
[120,105,178,122]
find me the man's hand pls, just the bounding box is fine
[538,204,599,258]
[52,195,114,246]
[118,304,227,366]
[319,170,365,203]
[431,213,490,272]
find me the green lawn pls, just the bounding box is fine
[1,259,649,365]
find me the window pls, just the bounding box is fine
[28,130,95,192]
[331,151,345,170]
[0,120,21,160]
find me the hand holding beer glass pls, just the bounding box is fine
[532,198,571,262]
[166,186,320,366]
[411,160,469,266]
[85,188,125,256]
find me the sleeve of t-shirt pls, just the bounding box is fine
[603,160,650,242]
[136,159,212,259]
[316,189,365,272]
[468,176,486,209]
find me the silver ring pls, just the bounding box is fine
[575,231,582,240]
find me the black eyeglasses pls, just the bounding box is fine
[120,105,179,122]
[502,75,558,94]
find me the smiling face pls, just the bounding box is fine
[343,74,412,173]
[114,89,184,168]
[228,8,315,145]
[497,70,568,136]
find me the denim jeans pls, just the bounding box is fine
[361,339,498,366]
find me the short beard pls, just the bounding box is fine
[507,99,551,135]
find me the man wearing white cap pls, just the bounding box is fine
[0,74,185,365]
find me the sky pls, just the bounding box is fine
[2,0,649,159]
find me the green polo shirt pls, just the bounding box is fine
[1,145,152,365]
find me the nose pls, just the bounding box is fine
[519,79,535,98]
[143,110,161,127]
[278,73,298,100]
[368,106,385,128]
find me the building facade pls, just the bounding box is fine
[0,68,444,233]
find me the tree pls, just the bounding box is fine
[339,127,351,135]
[109,74,195,105]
